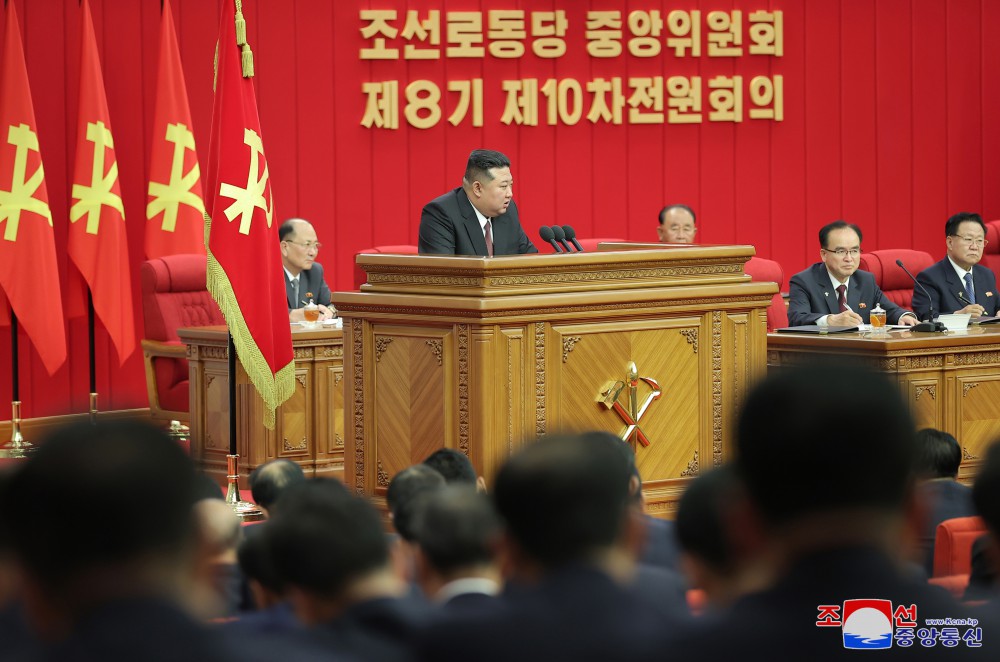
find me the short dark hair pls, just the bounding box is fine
[266,479,388,596]
[973,442,1000,535]
[914,428,962,479]
[5,420,199,595]
[278,218,308,242]
[413,486,500,574]
[945,212,986,238]
[464,149,510,185]
[249,459,306,511]
[675,465,741,574]
[658,204,696,225]
[818,220,863,249]
[493,431,631,568]
[735,364,916,527]
[423,448,477,486]
[238,528,284,594]
[386,465,446,540]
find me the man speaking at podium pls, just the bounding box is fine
[418,149,538,256]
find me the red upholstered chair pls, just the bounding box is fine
[354,244,419,288]
[933,516,987,577]
[140,254,225,423]
[744,256,788,331]
[981,220,1000,282]
[857,249,934,309]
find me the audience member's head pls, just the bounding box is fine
[735,364,917,540]
[238,529,286,610]
[249,459,307,515]
[493,431,633,576]
[914,428,962,480]
[423,448,485,491]
[412,486,501,598]
[657,204,697,243]
[266,479,396,625]
[194,499,242,564]
[386,464,446,541]
[194,472,225,502]
[5,420,200,633]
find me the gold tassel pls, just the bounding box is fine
[241,43,254,78]
[234,0,247,46]
[212,41,219,92]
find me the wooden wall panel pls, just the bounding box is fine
[3,0,1000,420]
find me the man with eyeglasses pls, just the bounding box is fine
[279,218,334,322]
[912,212,998,321]
[657,204,697,243]
[788,220,919,327]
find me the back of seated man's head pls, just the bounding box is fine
[493,430,631,569]
[238,529,286,606]
[194,498,242,561]
[249,459,306,513]
[736,364,916,532]
[914,428,962,480]
[423,448,477,487]
[676,465,741,577]
[973,442,1000,537]
[386,464,446,540]
[5,420,199,609]
[266,479,388,602]
[413,486,501,579]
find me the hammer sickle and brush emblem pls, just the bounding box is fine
[596,361,662,447]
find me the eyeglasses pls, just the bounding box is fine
[950,235,988,247]
[823,248,860,257]
[284,240,322,252]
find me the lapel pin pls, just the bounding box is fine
[858,302,867,309]
[987,292,994,298]
[824,292,829,297]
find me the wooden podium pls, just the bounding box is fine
[334,244,776,516]
[179,325,346,482]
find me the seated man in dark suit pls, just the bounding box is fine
[972,443,1000,604]
[249,458,306,518]
[788,220,919,327]
[912,212,999,321]
[418,149,538,256]
[417,431,676,662]
[914,428,975,577]
[670,365,974,659]
[411,486,502,610]
[423,447,488,492]
[280,218,334,322]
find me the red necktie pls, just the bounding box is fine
[837,284,848,312]
[485,219,494,257]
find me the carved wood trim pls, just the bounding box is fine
[283,437,307,452]
[914,385,937,400]
[351,320,365,494]
[964,446,980,460]
[680,328,698,353]
[425,339,444,366]
[712,312,723,466]
[963,382,980,396]
[562,336,581,362]
[535,322,546,436]
[374,337,394,362]
[377,461,389,487]
[680,450,700,477]
[458,325,470,455]
[295,374,307,387]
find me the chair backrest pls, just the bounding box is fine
[981,220,1000,283]
[933,516,987,577]
[743,256,788,331]
[857,249,934,309]
[141,254,224,343]
[354,245,419,288]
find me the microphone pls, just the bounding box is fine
[895,259,946,332]
[539,226,564,253]
[551,225,573,252]
[562,225,585,252]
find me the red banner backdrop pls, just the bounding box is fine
[1,0,999,418]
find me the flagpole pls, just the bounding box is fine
[1,310,31,458]
[87,290,98,423]
[224,331,262,521]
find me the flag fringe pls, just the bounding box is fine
[233,0,254,78]
[203,211,294,429]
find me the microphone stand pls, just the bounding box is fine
[895,260,946,333]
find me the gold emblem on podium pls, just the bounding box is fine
[596,361,661,447]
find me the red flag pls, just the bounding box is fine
[145,0,205,259]
[205,0,293,427]
[68,0,135,365]
[0,1,67,375]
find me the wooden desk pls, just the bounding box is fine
[768,326,1000,481]
[336,245,776,516]
[179,325,345,482]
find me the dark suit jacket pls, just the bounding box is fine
[912,258,1000,321]
[788,263,913,326]
[314,595,429,662]
[417,564,671,662]
[642,515,682,573]
[285,262,332,310]
[418,187,538,256]
[917,479,975,577]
